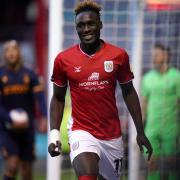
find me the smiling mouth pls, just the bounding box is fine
[83,34,94,40]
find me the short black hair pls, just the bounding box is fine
[74,0,101,18]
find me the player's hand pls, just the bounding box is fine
[48,141,61,157]
[11,121,29,130]
[136,133,153,160]
[38,117,47,133]
[9,109,29,130]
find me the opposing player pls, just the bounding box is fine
[0,40,47,180]
[141,44,180,180]
[48,1,152,180]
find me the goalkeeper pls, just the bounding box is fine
[141,44,180,180]
[0,40,47,180]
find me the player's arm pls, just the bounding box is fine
[50,84,67,130]
[30,71,47,132]
[140,76,149,124]
[34,91,47,132]
[120,81,153,160]
[0,89,11,126]
[48,83,67,157]
[177,72,180,119]
[33,85,47,132]
[141,97,148,124]
[0,105,12,126]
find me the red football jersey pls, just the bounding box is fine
[51,41,134,140]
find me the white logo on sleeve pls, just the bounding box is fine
[104,61,113,72]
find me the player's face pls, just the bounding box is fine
[75,11,102,45]
[4,41,21,66]
[153,48,168,70]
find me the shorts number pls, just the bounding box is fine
[114,158,123,175]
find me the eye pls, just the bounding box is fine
[88,21,96,26]
[76,23,84,28]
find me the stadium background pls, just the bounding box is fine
[0,0,179,179]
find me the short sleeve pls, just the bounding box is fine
[51,54,67,87]
[117,51,134,84]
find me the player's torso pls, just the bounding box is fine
[0,66,33,111]
[61,43,124,139]
[145,68,179,122]
[146,69,177,97]
[62,44,122,93]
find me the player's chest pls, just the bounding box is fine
[149,75,176,95]
[65,57,119,83]
[0,72,31,95]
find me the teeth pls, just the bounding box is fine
[84,35,92,39]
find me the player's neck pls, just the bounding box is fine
[158,64,169,74]
[7,62,22,72]
[80,40,103,56]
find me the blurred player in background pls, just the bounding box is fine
[48,1,152,180]
[141,44,180,180]
[0,40,47,180]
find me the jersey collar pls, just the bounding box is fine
[78,39,106,58]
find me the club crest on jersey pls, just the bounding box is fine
[104,61,113,72]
